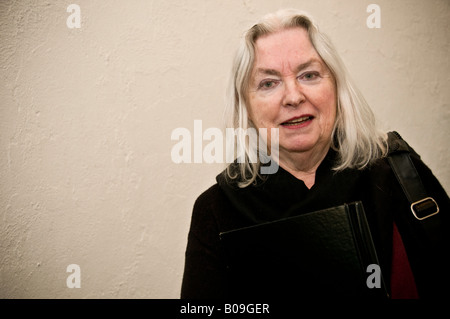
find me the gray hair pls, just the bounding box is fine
[224,8,387,187]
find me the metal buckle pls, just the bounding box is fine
[410,197,439,220]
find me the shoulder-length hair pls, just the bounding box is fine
[224,8,388,187]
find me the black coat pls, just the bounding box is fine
[181,144,449,299]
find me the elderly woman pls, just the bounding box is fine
[181,9,448,299]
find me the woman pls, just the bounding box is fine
[181,9,449,299]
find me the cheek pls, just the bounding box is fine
[315,85,337,124]
[247,95,280,128]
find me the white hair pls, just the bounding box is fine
[224,8,388,187]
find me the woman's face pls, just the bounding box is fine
[247,27,337,161]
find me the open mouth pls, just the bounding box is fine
[281,116,314,126]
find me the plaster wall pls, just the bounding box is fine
[0,0,448,298]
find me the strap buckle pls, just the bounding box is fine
[410,197,439,220]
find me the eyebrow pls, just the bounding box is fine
[254,58,322,77]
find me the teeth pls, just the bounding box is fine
[283,116,311,125]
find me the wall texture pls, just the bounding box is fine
[1,0,449,298]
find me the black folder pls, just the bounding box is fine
[219,202,389,298]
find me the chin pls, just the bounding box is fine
[280,134,330,154]
[281,143,316,154]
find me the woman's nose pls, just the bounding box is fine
[282,80,305,108]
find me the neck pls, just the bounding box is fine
[278,146,330,189]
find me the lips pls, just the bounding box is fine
[281,115,314,126]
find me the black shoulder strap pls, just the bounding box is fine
[386,131,442,246]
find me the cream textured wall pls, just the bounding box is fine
[0,0,448,298]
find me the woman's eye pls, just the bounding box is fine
[300,72,320,81]
[258,80,278,90]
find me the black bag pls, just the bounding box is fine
[387,131,442,245]
[387,131,447,298]
[220,202,389,299]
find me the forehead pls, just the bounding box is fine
[253,28,319,69]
